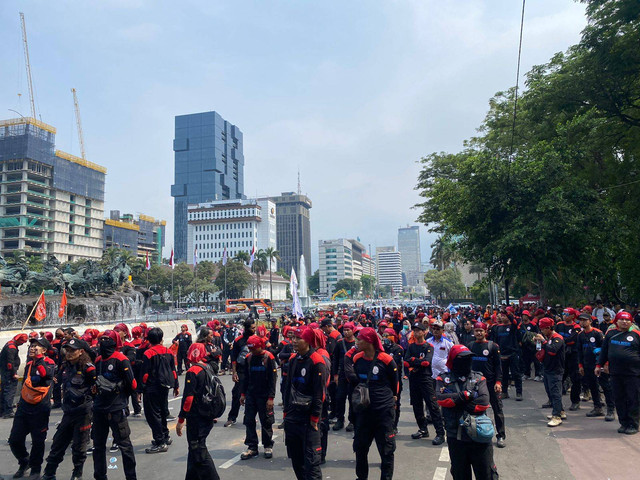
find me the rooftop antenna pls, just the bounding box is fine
[297,167,301,195]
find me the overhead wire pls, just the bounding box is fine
[509,0,527,159]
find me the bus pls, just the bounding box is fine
[225,298,273,315]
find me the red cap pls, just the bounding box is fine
[343,322,356,331]
[43,331,53,342]
[563,308,579,318]
[521,310,530,317]
[13,333,28,344]
[181,324,189,329]
[295,327,315,345]
[539,317,555,329]
[534,308,546,316]
[310,329,326,349]
[247,335,264,350]
[615,311,633,323]
[378,321,388,328]
[187,343,208,363]
[101,330,123,349]
[446,345,472,370]
[114,323,131,340]
[582,305,593,314]
[357,327,384,352]
[131,326,143,338]
[473,322,487,331]
[383,328,397,339]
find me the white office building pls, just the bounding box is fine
[186,198,277,269]
[376,246,403,293]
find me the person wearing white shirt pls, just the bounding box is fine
[428,320,454,379]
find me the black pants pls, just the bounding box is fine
[501,355,522,395]
[409,375,445,436]
[611,374,640,430]
[144,388,170,445]
[522,349,541,377]
[227,373,244,421]
[328,381,337,417]
[221,344,232,370]
[447,437,498,480]
[243,395,274,450]
[353,407,396,480]
[487,381,505,439]
[177,350,189,374]
[0,373,17,415]
[130,390,142,415]
[335,376,354,423]
[186,415,220,480]
[44,410,92,477]
[583,370,614,409]
[563,352,581,404]
[543,372,564,416]
[393,388,402,429]
[93,409,137,480]
[9,404,51,473]
[284,419,323,480]
[52,377,62,407]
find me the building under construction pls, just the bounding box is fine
[0,117,106,262]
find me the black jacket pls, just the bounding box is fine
[59,360,97,414]
[352,351,398,412]
[240,351,278,399]
[468,340,502,384]
[283,348,328,425]
[93,351,137,413]
[598,328,640,376]
[0,340,21,376]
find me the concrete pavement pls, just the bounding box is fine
[0,373,637,479]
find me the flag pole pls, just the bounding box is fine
[22,290,43,330]
[171,269,174,311]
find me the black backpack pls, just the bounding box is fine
[155,350,176,389]
[196,362,226,419]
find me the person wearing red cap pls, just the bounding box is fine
[469,322,506,447]
[239,335,277,460]
[275,326,296,428]
[172,324,193,375]
[1,333,28,418]
[534,318,566,427]
[332,322,357,432]
[176,343,221,480]
[519,311,542,382]
[226,318,257,427]
[596,311,640,434]
[557,308,582,411]
[405,321,446,444]
[436,345,497,480]
[283,327,329,480]
[352,327,398,480]
[92,330,138,480]
[382,328,404,433]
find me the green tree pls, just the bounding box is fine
[423,268,466,303]
[333,278,361,297]
[215,261,251,299]
[234,251,250,264]
[251,249,268,298]
[264,247,281,301]
[308,270,320,294]
[360,275,376,297]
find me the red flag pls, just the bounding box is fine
[169,248,174,270]
[58,290,67,318]
[34,292,47,322]
[145,251,151,270]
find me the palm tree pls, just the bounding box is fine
[234,251,250,264]
[264,247,281,301]
[252,249,268,297]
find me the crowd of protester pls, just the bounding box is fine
[0,298,638,480]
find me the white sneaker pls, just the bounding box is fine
[547,416,563,427]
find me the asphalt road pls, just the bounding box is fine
[0,374,637,480]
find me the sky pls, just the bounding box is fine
[0,0,588,271]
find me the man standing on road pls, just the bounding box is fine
[597,311,640,435]
[469,322,506,447]
[140,327,179,453]
[226,318,256,427]
[490,311,523,401]
[332,321,356,432]
[240,335,277,460]
[404,321,446,445]
[535,318,566,427]
[577,313,615,421]
[556,308,582,410]
[172,324,192,375]
[221,320,239,375]
[283,327,328,480]
[0,333,28,418]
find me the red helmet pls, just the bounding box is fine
[615,311,633,323]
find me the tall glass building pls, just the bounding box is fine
[171,111,245,262]
[398,226,421,285]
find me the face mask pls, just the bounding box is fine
[403,325,409,331]
[98,338,116,358]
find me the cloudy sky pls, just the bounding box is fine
[0,0,587,271]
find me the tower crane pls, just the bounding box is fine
[71,88,87,159]
[19,12,37,119]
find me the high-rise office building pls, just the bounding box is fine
[319,238,353,295]
[398,226,421,285]
[376,246,403,293]
[186,198,276,267]
[104,210,166,264]
[270,192,311,278]
[171,111,245,262]
[0,117,105,262]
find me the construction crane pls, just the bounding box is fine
[19,12,37,119]
[71,88,87,159]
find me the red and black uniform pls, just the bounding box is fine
[43,354,96,479]
[519,321,542,378]
[598,328,640,430]
[578,327,614,411]
[178,363,221,480]
[541,332,565,417]
[404,340,445,437]
[93,348,138,480]
[9,353,56,475]
[269,325,280,346]
[50,336,65,408]
[383,340,404,430]
[555,320,582,404]
[283,349,328,480]
[141,344,178,447]
[325,329,342,417]
[333,338,356,425]
[352,351,398,480]
[240,351,278,451]
[121,340,141,415]
[0,337,23,417]
[469,339,505,440]
[228,332,251,423]
[489,320,522,396]
[173,331,193,374]
[276,338,295,401]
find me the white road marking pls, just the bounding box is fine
[219,435,279,469]
[169,396,183,402]
[438,446,449,462]
[433,466,448,480]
